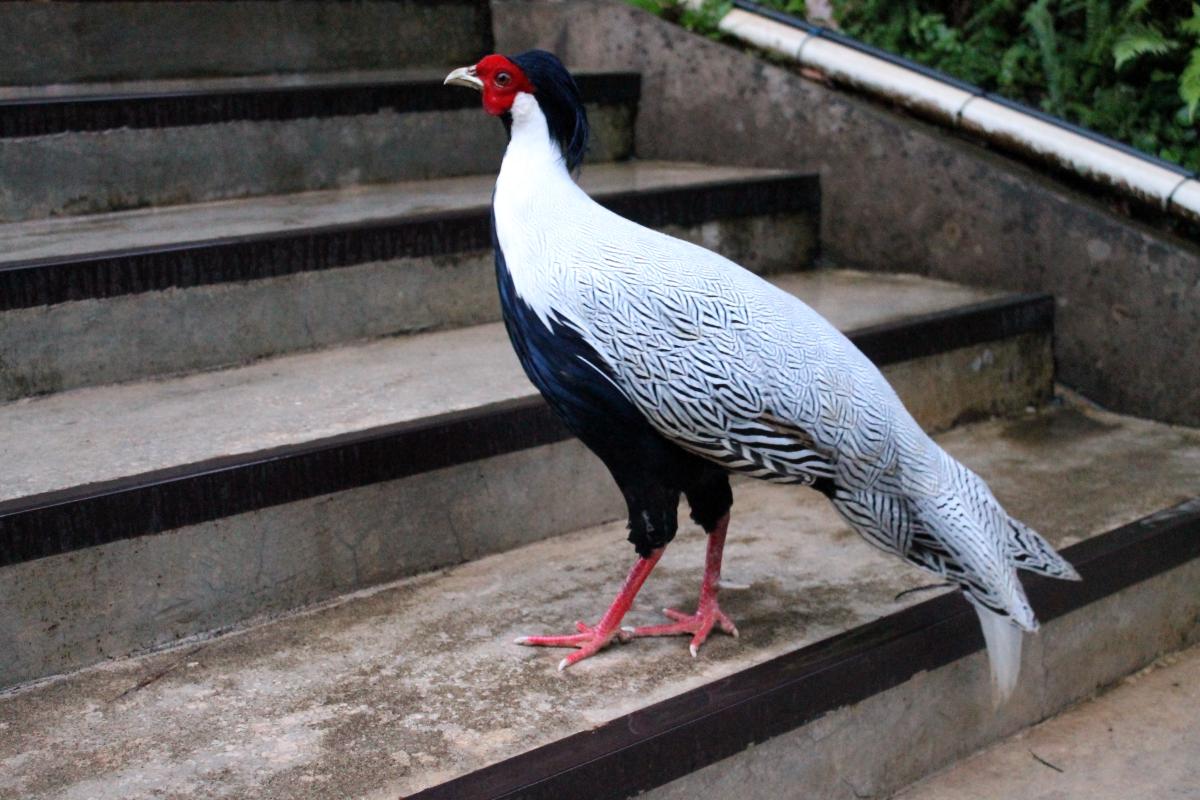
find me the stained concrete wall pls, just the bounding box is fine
[0,103,634,222]
[493,0,1200,427]
[0,1,492,85]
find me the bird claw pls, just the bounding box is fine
[515,621,626,670]
[625,602,739,657]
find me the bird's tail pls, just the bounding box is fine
[972,601,1025,707]
[832,462,1080,706]
[964,483,1080,705]
[1005,515,1082,581]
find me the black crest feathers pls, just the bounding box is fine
[510,50,590,172]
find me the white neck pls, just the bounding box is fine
[496,93,575,192]
[492,93,592,327]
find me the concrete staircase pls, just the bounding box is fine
[895,643,1200,800]
[1,3,1198,799]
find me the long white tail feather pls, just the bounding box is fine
[974,603,1025,707]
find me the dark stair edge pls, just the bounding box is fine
[0,72,640,139]
[0,293,1052,566]
[0,173,820,311]
[409,496,1200,800]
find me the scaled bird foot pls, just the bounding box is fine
[515,620,631,671]
[625,602,739,658]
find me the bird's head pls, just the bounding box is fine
[444,50,590,172]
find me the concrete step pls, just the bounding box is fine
[894,643,1200,800]
[2,400,1198,800]
[0,269,1054,686]
[0,161,817,399]
[0,69,638,221]
[0,0,492,85]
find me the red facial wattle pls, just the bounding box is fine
[475,55,536,115]
[444,55,536,116]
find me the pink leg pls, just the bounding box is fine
[627,514,738,657]
[515,547,664,671]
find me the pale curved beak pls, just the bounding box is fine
[444,65,483,91]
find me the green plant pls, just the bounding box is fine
[626,0,1200,170]
[626,0,733,38]
[1115,1,1200,122]
[810,0,1200,171]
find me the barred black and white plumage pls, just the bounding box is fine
[452,50,1080,695]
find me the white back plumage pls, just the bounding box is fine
[494,93,1079,704]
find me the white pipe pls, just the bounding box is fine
[720,8,809,56]
[958,97,1187,208]
[1168,179,1200,223]
[714,8,1196,220]
[798,34,973,125]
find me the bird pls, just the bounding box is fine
[444,50,1080,703]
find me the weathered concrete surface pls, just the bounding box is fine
[0,1,491,85]
[0,270,995,503]
[0,162,776,264]
[895,644,1200,800]
[0,249,501,401]
[885,332,1051,433]
[648,558,1200,800]
[0,332,1046,687]
[0,270,1044,684]
[493,0,1200,427]
[0,70,465,102]
[0,162,817,398]
[1,404,1198,798]
[0,439,624,689]
[0,100,632,222]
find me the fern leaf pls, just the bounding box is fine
[1084,0,1112,59]
[1181,48,1200,121]
[1113,25,1179,69]
[1119,0,1154,24]
[1024,0,1064,113]
[1181,3,1200,39]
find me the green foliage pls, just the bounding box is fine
[1112,25,1176,71]
[774,0,809,13]
[804,0,1200,171]
[626,0,732,38]
[626,0,1200,170]
[1177,4,1200,119]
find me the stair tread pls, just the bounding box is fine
[895,641,1200,800]
[0,68,472,101]
[0,269,1003,505]
[3,402,1198,799]
[0,68,639,141]
[0,160,784,266]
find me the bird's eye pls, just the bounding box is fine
[495,72,512,87]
